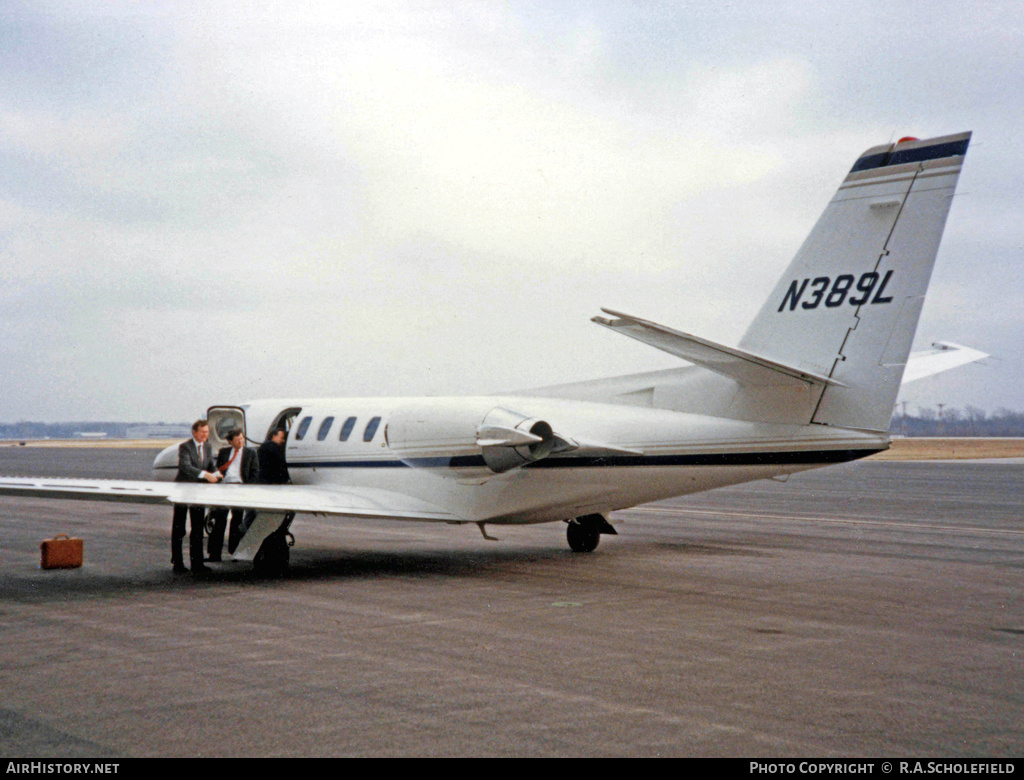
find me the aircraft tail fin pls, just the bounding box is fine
[738,132,971,431]
[528,133,971,426]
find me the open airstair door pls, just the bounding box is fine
[206,406,247,450]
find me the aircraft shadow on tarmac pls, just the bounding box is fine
[0,534,759,602]
[0,543,581,601]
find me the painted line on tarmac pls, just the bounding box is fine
[620,506,1024,538]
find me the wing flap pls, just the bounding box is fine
[170,483,464,521]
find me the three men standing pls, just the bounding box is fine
[172,422,291,575]
[171,419,221,574]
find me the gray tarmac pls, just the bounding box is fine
[0,448,1022,757]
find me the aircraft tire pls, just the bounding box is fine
[566,520,600,553]
[253,532,290,577]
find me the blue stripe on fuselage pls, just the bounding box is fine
[290,448,883,470]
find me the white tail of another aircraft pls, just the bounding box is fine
[541,131,972,433]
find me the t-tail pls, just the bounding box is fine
[545,132,972,433]
[739,132,971,431]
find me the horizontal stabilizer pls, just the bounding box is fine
[592,308,844,389]
[902,342,989,384]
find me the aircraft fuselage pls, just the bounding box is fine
[162,396,888,526]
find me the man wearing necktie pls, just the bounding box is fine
[207,428,260,562]
[172,419,221,574]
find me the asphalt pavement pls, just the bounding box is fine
[0,448,1021,757]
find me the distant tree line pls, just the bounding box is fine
[0,421,185,440]
[891,407,1024,437]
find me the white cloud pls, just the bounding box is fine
[0,103,126,158]
[0,2,1020,419]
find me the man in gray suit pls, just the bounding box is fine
[172,419,221,574]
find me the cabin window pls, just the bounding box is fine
[364,416,381,442]
[339,416,357,442]
[317,417,334,441]
[337,415,358,440]
[295,416,313,441]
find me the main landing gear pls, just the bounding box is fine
[565,513,617,553]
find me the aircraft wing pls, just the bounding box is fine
[902,342,989,384]
[0,478,464,522]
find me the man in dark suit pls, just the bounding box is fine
[172,419,221,574]
[236,427,294,544]
[258,427,291,485]
[207,428,259,560]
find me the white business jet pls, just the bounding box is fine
[0,132,983,573]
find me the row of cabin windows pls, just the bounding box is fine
[293,415,382,443]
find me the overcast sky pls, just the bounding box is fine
[1,0,1021,422]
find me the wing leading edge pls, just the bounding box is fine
[0,478,464,522]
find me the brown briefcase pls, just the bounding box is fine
[40,534,83,569]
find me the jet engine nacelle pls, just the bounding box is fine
[387,402,559,476]
[152,442,178,482]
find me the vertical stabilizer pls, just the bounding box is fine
[739,132,970,431]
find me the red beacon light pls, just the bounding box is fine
[896,136,919,144]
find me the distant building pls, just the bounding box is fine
[125,424,191,439]
[74,432,108,438]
